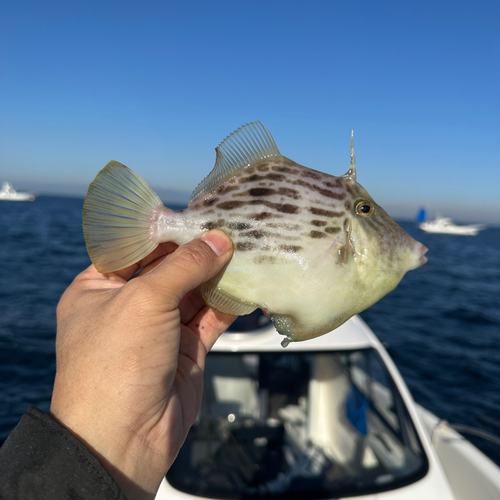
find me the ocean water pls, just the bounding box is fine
[1,196,499,465]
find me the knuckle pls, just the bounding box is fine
[177,243,212,272]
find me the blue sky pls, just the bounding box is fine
[1,0,499,222]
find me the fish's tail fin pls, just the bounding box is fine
[83,160,163,273]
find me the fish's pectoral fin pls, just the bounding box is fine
[200,281,258,316]
[83,161,163,273]
[189,121,281,205]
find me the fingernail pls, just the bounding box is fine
[201,230,232,256]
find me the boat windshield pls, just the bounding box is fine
[167,348,428,498]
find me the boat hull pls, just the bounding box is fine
[0,193,35,201]
[419,218,483,236]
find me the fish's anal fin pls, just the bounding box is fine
[200,282,258,316]
[189,121,281,205]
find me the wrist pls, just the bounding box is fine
[49,407,165,500]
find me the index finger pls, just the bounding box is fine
[80,242,179,283]
[111,241,179,281]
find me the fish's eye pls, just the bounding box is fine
[355,201,374,217]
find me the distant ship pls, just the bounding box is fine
[0,182,35,201]
[416,208,484,236]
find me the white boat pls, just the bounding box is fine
[416,209,484,236]
[419,217,484,236]
[0,182,35,201]
[155,312,500,500]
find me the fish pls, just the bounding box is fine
[83,121,428,347]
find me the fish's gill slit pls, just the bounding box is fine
[349,236,356,255]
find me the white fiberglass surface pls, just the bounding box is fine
[166,348,428,499]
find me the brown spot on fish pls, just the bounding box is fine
[258,182,265,186]
[243,230,266,239]
[229,178,236,183]
[236,241,256,251]
[325,226,341,234]
[251,211,280,221]
[240,186,300,200]
[344,201,351,211]
[203,197,220,206]
[292,179,346,200]
[227,222,252,230]
[239,174,256,183]
[217,200,245,210]
[301,169,322,180]
[254,255,277,264]
[264,200,300,214]
[239,173,286,184]
[310,230,327,239]
[324,179,344,189]
[216,184,240,195]
[271,165,299,175]
[276,203,300,214]
[268,173,286,181]
[201,219,225,230]
[219,199,300,214]
[246,167,255,174]
[310,207,345,217]
[249,187,275,197]
[277,187,301,199]
[280,245,302,253]
[311,220,327,227]
[257,163,270,172]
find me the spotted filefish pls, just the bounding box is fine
[83,122,428,346]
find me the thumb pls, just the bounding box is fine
[142,229,233,311]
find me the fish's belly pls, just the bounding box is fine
[217,255,304,311]
[214,248,353,329]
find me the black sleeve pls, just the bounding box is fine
[0,407,127,500]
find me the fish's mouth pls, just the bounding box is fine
[409,243,429,270]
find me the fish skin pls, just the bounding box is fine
[150,155,427,343]
[83,122,428,346]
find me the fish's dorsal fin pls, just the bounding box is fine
[189,121,281,205]
[341,130,357,181]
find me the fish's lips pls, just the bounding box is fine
[409,243,429,270]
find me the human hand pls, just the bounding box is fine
[50,229,235,500]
